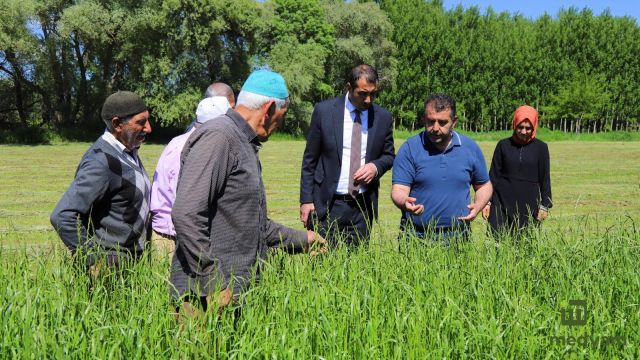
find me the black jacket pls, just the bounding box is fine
[300,95,395,219]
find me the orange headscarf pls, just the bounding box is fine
[512,105,538,144]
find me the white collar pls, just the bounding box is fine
[451,131,462,146]
[101,130,138,164]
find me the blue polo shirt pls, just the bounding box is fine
[392,131,489,229]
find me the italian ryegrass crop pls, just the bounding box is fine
[1,141,639,358]
[1,218,638,359]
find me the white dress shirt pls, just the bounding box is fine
[336,94,368,194]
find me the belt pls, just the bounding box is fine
[400,218,468,234]
[408,225,469,234]
[154,230,176,241]
[333,193,366,201]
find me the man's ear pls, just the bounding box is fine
[111,117,121,131]
[267,102,276,118]
[261,100,275,122]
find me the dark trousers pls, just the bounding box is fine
[399,218,470,246]
[487,202,539,240]
[317,193,374,247]
[74,248,143,273]
[71,249,144,293]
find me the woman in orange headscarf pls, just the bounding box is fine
[482,105,552,236]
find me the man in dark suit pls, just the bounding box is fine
[300,64,395,246]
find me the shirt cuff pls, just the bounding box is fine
[370,163,379,177]
[276,228,309,253]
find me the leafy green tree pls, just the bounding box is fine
[261,0,334,134]
[321,0,397,97]
[0,0,39,127]
[59,0,161,129]
[263,0,333,50]
[146,0,263,127]
[543,74,609,132]
[380,0,447,129]
[265,36,328,134]
[590,12,640,129]
[3,0,640,137]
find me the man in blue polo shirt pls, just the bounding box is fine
[391,93,493,243]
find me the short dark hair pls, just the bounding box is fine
[347,64,378,89]
[424,93,456,119]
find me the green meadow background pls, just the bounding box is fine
[0,132,639,358]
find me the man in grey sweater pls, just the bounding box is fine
[50,91,152,273]
[170,70,326,318]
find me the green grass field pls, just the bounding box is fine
[1,137,639,358]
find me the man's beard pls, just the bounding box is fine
[122,130,145,150]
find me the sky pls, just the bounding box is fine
[442,1,640,21]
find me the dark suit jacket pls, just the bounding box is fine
[300,95,395,220]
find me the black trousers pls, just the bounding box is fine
[398,217,470,247]
[316,193,374,247]
[487,202,539,239]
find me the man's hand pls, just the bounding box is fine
[458,203,482,222]
[353,163,377,185]
[404,196,424,215]
[391,184,425,215]
[300,202,316,227]
[176,301,204,324]
[88,259,103,281]
[206,288,233,315]
[306,230,328,256]
[481,204,490,220]
[460,181,493,222]
[537,209,549,221]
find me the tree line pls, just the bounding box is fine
[1,0,639,137]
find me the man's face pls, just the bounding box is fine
[114,110,152,150]
[258,101,288,142]
[424,103,456,147]
[347,78,378,111]
[515,119,533,143]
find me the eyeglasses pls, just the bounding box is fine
[356,90,378,99]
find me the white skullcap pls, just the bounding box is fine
[195,96,231,124]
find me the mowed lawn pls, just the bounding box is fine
[1,139,638,245]
[0,138,639,358]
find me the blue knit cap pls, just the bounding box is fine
[241,70,289,99]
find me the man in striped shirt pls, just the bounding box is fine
[170,70,326,318]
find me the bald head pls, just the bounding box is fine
[205,82,235,107]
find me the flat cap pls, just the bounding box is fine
[101,91,147,122]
